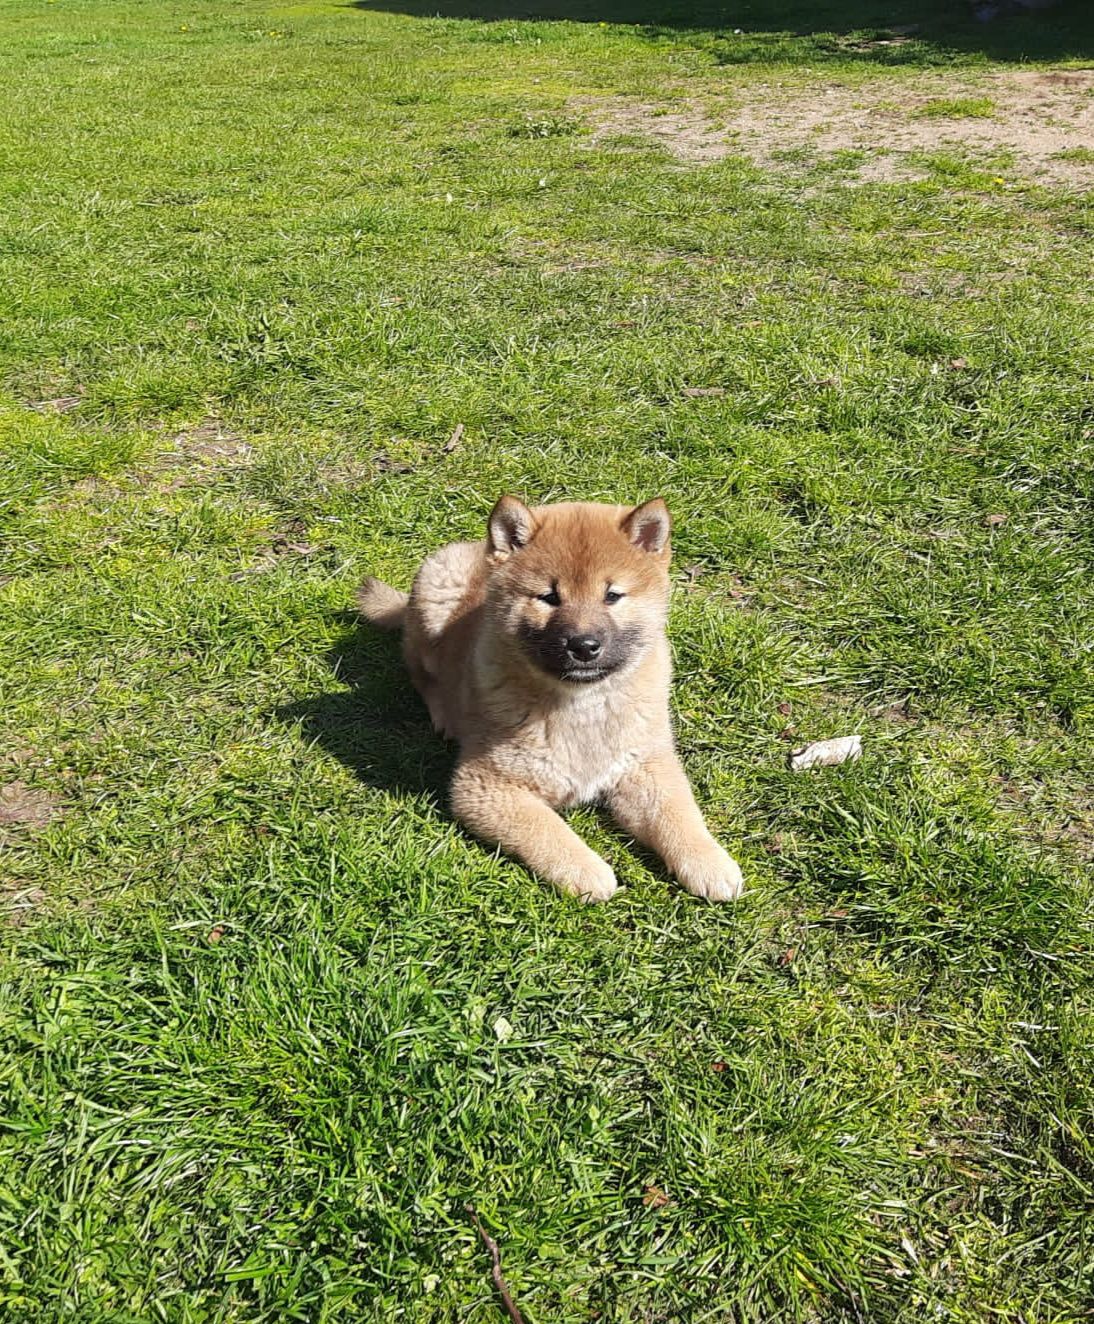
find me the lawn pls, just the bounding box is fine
[2,0,1093,1319]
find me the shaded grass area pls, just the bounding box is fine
[2,0,1093,1320]
[350,0,1094,67]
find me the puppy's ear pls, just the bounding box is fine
[488,495,536,557]
[622,498,671,554]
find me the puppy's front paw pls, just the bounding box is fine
[676,845,744,903]
[557,855,618,904]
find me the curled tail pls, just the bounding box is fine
[355,576,409,631]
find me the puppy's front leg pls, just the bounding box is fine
[609,753,743,902]
[451,762,618,903]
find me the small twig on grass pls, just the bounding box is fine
[464,1203,526,1324]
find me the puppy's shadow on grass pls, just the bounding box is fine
[278,613,455,808]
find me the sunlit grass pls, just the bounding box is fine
[1,1,1092,1320]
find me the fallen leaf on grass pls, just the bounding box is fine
[682,386,725,398]
[443,423,465,454]
[776,701,792,716]
[0,781,61,830]
[778,946,798,967]
[711,1061,728,1073]
[984,513,1007,528]
[207,924,226,944]
[948,357,968,370]
[778,726,797,741]
[642,1185,672,1209]
[789,735,862,770]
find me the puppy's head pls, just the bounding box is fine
[485,496,672,685]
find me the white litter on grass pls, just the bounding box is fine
[789,735,863,771]
[493,1016,514,1043]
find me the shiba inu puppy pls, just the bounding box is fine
[357,497,743,903]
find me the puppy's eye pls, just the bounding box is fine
[604,588,625,605]
[537,587,561,607]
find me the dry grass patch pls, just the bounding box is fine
[578,69,1094,186]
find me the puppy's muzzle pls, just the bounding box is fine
[519,618,641,684]
[565,634,602,663]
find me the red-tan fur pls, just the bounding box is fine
[356,498,744,903]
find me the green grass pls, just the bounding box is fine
[2,0,1093,1320]
[913,96,997,118]
[1055,146,1094,166]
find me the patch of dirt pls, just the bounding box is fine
[1,742,34,771]
[312,454,379,489]
[0,781,61,832]
[993,773,1094,861]
[230,517,322,580]
[3,886,47,927]
[48,420,258,510]
[135,418,255,492]
[372,450,416,475]
[578,69,1094,187]
[578,98,732,164]
[165,419,251,467]
[870,698,917,724]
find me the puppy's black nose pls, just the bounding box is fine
[566,634,602,662]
